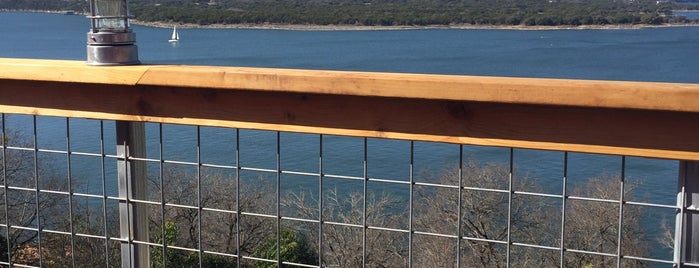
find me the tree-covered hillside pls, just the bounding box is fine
[1,0,697,26]
[0,0,87,12]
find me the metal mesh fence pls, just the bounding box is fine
[0,114,685,267]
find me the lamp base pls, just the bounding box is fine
[87,44,140,66]
[86,31,140,66]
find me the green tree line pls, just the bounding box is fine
[0,0,87,12]
[129,0,686,26]
[2,0,698,26]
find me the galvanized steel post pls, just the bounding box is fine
[116,121,149,267]
[677,161,699,267]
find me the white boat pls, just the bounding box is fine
[168,26,179,43]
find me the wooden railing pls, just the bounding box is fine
[2,57,699,267]
[1,58,698,160]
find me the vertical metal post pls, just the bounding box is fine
[1,114,12,267]
[560,152,568,267]
[677,161,699,267]
[235,129,241,268]
[100,121,111,267]
[276,132,281,267]
[408,141,414,268]
[32,116,43,267]
[318,135,324,267]
[116,121,149,267]
[615,157,625,268]
[362,138,368,268]
[456,145,463,267]
[505,148,514,268]
[196,127,203,267]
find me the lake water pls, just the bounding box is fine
[3,12,699,83]
[1,12,697,264]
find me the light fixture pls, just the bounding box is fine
[86,0,139,65]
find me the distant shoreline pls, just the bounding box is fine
[131,20,699,31]
[0,9,85,14]
[3,10,698,31]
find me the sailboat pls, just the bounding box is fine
[168,26,179,43]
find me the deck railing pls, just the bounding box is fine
[1,57,698,267]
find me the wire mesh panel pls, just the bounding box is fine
[0,115,123,267]
[0,114,687,267]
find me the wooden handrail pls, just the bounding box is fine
[3,58,699,112]
[1,58,698,160]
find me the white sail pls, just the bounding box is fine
[169,26,179,42]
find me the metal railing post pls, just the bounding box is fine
[677,161,699,267]
[117,121,149,267]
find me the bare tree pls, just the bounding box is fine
[564,177,647,268]
[0,131,71,266]
[284,188,408,267]
[412,160,654,268]
[413,159,557,268]
[147,166,277,267]
[36,202,121,267]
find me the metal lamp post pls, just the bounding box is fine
[86,0,139,65]
[87,2,148,267]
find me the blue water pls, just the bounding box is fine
[3,12,699,83]
[149,26,699,83]
[1,12,696,263]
